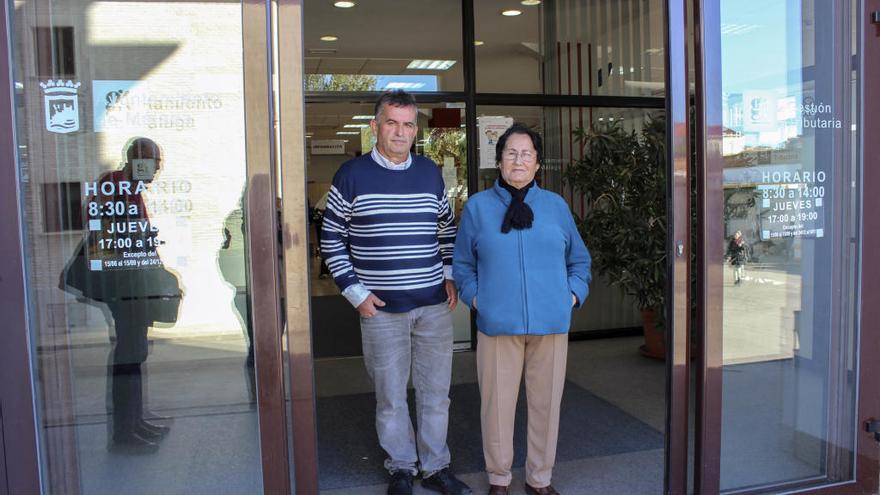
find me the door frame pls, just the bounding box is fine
[0,1,43,493]
[664,0,692,492]
[288,0,684,493]
[693,0,880,493]
[242,0,299,493]
[276,0,321,493]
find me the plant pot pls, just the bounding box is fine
[638,308,666,360]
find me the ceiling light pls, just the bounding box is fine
[521,0,542,5]
[352,115,374,120]
[336,131,359,135]
[501,9,522,16]
[474,40,484,46]
[343,124,369,128]
[407,59,457,70]
[384,82,426,90]
[320,35,338,42]
[333,1,355,7]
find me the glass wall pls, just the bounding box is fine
[303,1,463,92]
[10,1,263,492]
[474,105,654,334]
[305,101,471,356]
[717,0,860,491]
[475,0,665,96]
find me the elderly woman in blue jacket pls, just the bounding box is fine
[453,124,591,495]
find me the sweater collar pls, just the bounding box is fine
[371,147,412,170]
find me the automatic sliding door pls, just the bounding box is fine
[695,0,877,493]
[7,0,288,493]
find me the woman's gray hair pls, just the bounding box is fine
[374,90,418,119]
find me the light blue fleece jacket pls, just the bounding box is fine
[453,180,592,336]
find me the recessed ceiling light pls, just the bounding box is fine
[343,124,369,128]
[501,9,522,16]
[334,1,356,7]
[352,115,374,120]
[407,59,457,70]
[320,35,338,42]
[474,40,485,46]
[336,131,359,135]
[521,0,542,5]
[384,82,426,90]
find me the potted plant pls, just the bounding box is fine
[564,113,667,358]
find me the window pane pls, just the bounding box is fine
[303,2,463,92]
[474,105,657,336]
[306,101,470,356]
[717,1,859,491]
[475,0,665,96]
[11,1,264,492]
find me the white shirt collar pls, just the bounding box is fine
[371,147,412,170]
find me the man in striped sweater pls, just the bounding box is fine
[321,91,470,495]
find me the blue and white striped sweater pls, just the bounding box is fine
[321,153,456,313]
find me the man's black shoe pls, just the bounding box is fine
[388,470,414,495]
[109,432,160,454]
[138,420,170,437]
[421,468,472,495]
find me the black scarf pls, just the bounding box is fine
[499,177,535,233]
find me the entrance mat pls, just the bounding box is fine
[317,380,664,489]
[311,295,363,358]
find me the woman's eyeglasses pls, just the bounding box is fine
[502,150,536,162]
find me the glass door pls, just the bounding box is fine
[4,0,292,493]
[695,0,880,493]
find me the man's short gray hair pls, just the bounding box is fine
[374,90,418,120]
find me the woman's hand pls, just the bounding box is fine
[472,297,477,310]
[571,293,577,307]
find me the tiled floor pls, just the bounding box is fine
[56,329,823,494]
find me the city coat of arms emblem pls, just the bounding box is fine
[40,80,81,133]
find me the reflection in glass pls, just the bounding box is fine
[60,138,182,452]
[718,0,859,491]
[12,1,263,492]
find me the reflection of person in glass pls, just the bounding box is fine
[219,196,256,404]
[726,230,749,285]
[453,124,591,495]
[73,138,181,452]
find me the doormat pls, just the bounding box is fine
[317,380,664,489]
